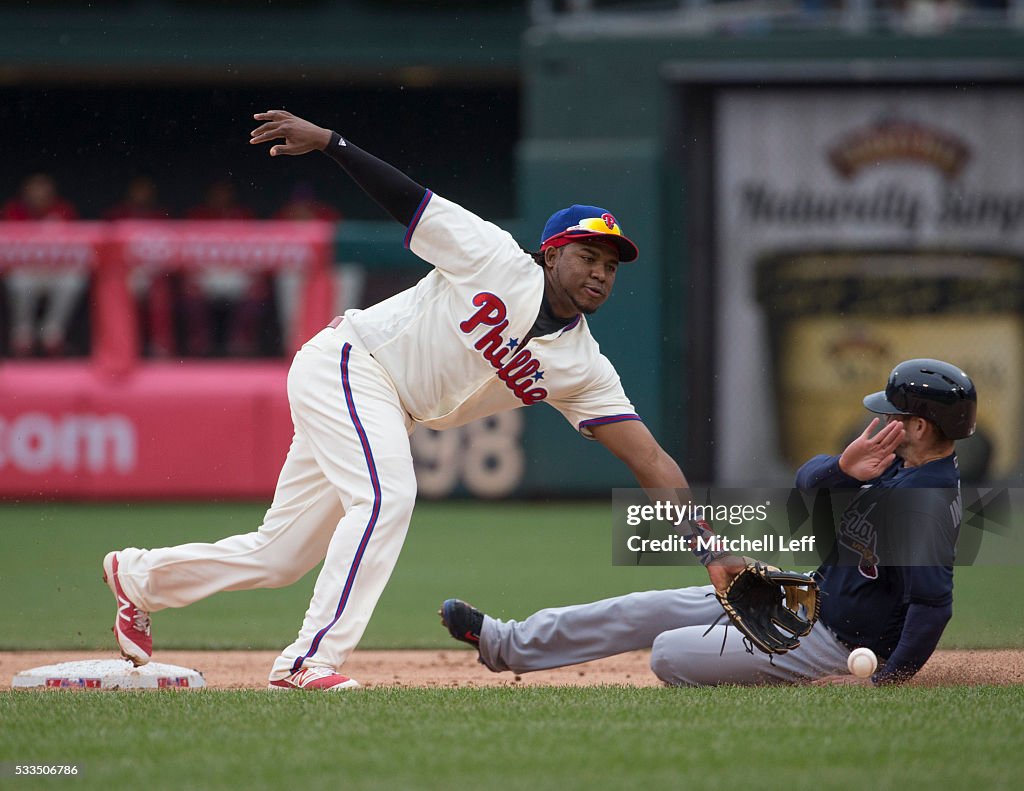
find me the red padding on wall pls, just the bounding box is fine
[0,362,293,499]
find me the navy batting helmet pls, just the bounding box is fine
[863,358,977,440]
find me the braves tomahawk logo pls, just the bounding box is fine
[838,500,881,579]
[460,292,548,405]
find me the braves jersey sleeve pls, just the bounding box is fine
[872,600,952,685]
[546,353,640,439]
[795,454,864,489]
[899,508,958,602]
[406,192,532,282]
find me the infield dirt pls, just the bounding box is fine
[2,649,1022,690]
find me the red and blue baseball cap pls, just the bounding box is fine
[540,205,639,263]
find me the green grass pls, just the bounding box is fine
[1,685,1021,790]
[0,501,1020,650]
[0,501,696,651]
[1,502,1021,791]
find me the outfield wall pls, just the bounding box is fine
[4,19,1024,495]
[0,220,567,500]
[517,31,1024,487]
[0,221,332,499]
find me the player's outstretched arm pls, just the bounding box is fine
[813,600,951,686]
[870,600,951,685]
[590,419,687,491]
[249,109,426,226]
[249,110,332,156]
[590,419,745,591]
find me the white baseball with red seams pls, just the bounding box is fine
[110,191,639,684]
[847,647,878,678]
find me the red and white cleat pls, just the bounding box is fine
[102,552,152,667]
[268,666,361,691]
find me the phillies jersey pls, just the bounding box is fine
[344,191,638,436]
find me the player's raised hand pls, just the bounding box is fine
[249,110,332,157]
[838,417,905,481]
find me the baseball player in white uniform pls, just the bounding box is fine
[101,110,708,690]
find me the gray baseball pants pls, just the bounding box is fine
[478,586,854,686]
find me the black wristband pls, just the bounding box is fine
[321,131,348,162]
[318,130,426,226]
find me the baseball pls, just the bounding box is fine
[847,647,877,678]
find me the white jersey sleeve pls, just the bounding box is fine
[546,353,641,440]
[405,191,529,281]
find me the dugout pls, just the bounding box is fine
[2,2,1023,497]
[0,1,528,500]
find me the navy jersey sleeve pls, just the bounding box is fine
[904,527,956,607]
[872,601,952,685]
[795,454,863,489]
[870,481,957,684]
[891,495,958,604]
[908,564,955,606]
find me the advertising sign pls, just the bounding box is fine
[714,89,1024,483]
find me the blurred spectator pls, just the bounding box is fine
[2,173,78,221]
[273,183,343,342]
[105,176,176,357]
[181,180,268,357]
[274,182,342,222]
[2,173,84,357]
[898,0,965,34]
[104,175,171,220]
[186,179,255,221]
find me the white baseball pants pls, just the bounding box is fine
[479,587,853,685]
[114,321,417,680]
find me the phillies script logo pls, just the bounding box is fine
[459,292,547,405]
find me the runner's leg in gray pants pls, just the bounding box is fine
[479,587,851,686]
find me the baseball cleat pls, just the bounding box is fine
[268,666,360,691]
[439,598,484,648]
[102,551,152,667]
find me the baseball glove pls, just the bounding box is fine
[713,558,820,655]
